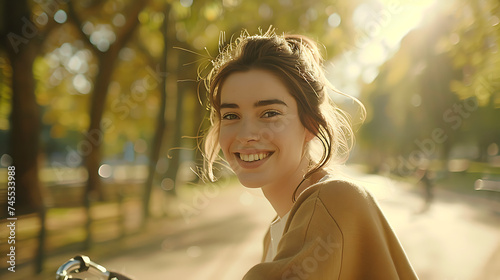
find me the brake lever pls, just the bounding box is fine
[56,255,111,280]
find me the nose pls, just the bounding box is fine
[235,119,260,143]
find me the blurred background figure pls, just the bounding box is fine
[415,163,435,213]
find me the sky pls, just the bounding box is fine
[327,0,438,99]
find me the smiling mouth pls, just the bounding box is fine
[236,152,272,162]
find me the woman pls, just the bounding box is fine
[203,29,418,279]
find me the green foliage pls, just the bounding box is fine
[23,0,363,166]
[358,0,500,172]
[5,0,497,176]
[446,0,500,106]
[0,53,12,132]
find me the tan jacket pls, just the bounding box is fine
[243,179,418,280]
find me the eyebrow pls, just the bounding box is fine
[220,99,288,109]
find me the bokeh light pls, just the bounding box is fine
[98,164,113,178]
[54,10,67,24]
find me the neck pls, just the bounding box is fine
[261,177,303,218]
[261,162,326,218]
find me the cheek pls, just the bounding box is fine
[277,123,308,153]
[218,127,232,156]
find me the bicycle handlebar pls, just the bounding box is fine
[56,255,110,280]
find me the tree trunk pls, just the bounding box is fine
[163,16,181,197]
[164,81,183,191]
[65,0,149,201]
[7,24,43,215]
[3,0,42,214]
[66,0,149,248]
[142,3,170,224]
[3,0,46,273]
[85,51,117,200]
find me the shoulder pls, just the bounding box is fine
[298,179,376,209]
[278,179,418,279]
[290,179,382,227]
[280,179,382,259]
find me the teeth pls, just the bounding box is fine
[239,153,270,162]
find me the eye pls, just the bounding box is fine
[222,113,239,120]
[262,110,281,118]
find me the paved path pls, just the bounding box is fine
[102,183,275,280]
[95,170,500,280]
[349,171,500,280]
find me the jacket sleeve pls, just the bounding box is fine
[244,191,343,280]
[243,180,418,280]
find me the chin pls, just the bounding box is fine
[235,174,266,189]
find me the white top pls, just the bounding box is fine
[264,175,332,262]
[264,211,290,262]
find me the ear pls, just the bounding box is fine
[305,129,315,142]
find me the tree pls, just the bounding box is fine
[142,1,170,223]
[1,0,62,272]
[358,0,500,173]
[66,0,150,204]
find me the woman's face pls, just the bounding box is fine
[218,69,313,189]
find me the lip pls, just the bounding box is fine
[233,151,274,169]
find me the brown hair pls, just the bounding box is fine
[202,29,364,182]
